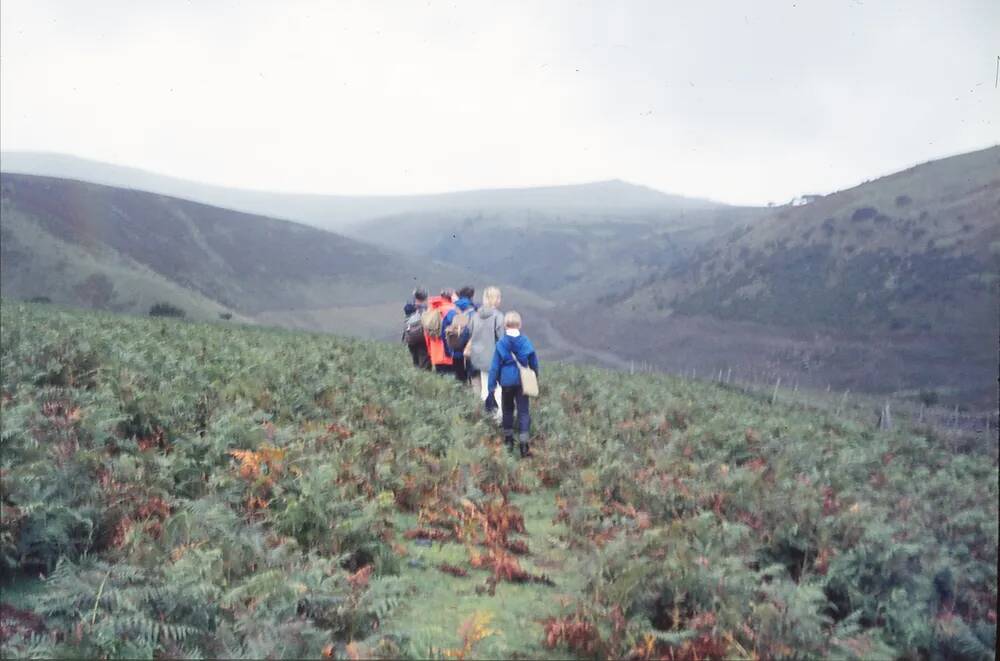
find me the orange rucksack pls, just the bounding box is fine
[425,297,454,366]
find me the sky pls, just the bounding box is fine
[1,0,997,205]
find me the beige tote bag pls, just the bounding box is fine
[513,354,539,397]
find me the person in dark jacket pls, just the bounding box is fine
[402,289,430,369]
[486,310,539,457]
[441,285,476,383]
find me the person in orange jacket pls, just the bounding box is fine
[425,289,455,374]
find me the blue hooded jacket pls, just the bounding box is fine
[487,333,539,392]
[441,297,476,358]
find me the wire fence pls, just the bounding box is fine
[627,360,998,439]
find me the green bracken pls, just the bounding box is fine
[0,301,996,659]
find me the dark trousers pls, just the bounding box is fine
[408,342,431,370]
[452,355,469,383]
[501,385,530,440]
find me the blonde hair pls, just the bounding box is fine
[504,311,522,329]
[483,286,502,308]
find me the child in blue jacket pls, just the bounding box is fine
[486,311,539,458]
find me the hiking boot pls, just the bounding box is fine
[519,441,532,458]
[504,436,515,453]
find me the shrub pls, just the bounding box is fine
[851,207,878,222]
[73,273,116,307]
[149,302,186,318]
[918,390,941,406]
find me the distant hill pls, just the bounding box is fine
[0,152,720,232]
[554,146,1000,405]
[627,146,1000,329]
[0,173,547,337]
[347,206,765,299]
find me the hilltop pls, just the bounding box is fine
[1,302,995,658]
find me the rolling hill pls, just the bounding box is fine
[3,148,995,406]
[0,152,719,232]
[555,146,1000,405]
[1,151,756,307]
[0,173,548,338]
[342,206,766,299]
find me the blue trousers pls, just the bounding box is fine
[501,385,530,441]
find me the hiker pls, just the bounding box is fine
[487,311,539,457]
[402,289,430,369]
[465,286,504,419]
[424,289,455,374]
[441,286,477,383]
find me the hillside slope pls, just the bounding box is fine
[0,173,549,337]
[0,207,249,323]
[631,146,1000,333]
[557,146,1000,404]
[0,152,719,232]
[1,302,995,659]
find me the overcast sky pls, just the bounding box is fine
[1,0,997,205]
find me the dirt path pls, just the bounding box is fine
[528,311,631,370]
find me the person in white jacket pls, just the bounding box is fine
[465,286,504,420]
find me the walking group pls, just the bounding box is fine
[402,286,539,458]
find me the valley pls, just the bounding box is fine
[2,147,997,408]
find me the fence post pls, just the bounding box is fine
[726,367,732,384]
[771,377,781,404]
[879,402,892,431]
[836,389,850,416]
